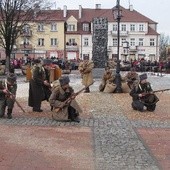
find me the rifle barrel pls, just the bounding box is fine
[154,89,170,93]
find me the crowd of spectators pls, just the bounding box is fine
[1,57,170,75]
[120,58,170,73]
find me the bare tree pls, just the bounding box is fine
[0,0,52,73]
[159,33,170,60]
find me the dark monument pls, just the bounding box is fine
[92,18,108,68]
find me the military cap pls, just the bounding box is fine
[7,73,17,84]
[139,73,147,81]
[33,59,41,64]
[43,59,52,65]
[59,76,70,86]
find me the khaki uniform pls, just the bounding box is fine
[78,60,94,87]
[99,70,115,92]
[124,71,139,89]
[49,80,82,121]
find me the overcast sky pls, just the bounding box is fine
[52,0,170,37]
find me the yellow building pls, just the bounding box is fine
[15,10,65,60]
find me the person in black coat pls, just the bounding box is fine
[42,59,52,101]
[28,59,49,112]
[130,73,159,112]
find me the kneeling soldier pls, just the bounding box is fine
[0,73,17,119]
[49,76,81,122]
[130,73,159,112]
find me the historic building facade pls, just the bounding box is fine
[0,4,160,62]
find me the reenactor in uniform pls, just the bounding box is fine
[49,76,81,122]
[28,59,50,112]
[130,73,159,112]
[78,57,94,93]
[125,68,139,89]
[0,73,17,119]
[99,66,115,92]
[42,59,52,101]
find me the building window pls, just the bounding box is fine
[139,38,144,46]
[130,24,135,31]
[23,37,29,46]
[51,23,57,31]
[23,25,30,34]
[130,38,135,46]
[121,38,126,46]
[38,38,44,46]
[84,38,89,46]
[51,38,58,46]
[150,38,155,46]
[113,24,117,31]
[83,23,89,31]
[121,24,126,31]
[113,38,117,46]
[67,24,75,31]
[139,24,144,31]
[66,38,76,45]
[37,23,44,32]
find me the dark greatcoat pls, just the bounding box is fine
[28,65,45,109]
[130,82,159,111]
[43,67,51,101]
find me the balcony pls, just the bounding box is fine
[20,30,32,37]
[110,31,128,37]
[66,45,79,51]
[20,44,33,50]
[129,46,138,52]
[66,42,79,51]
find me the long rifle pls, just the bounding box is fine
[4,81,26,113]
[142,88,170,96]
[54,82,94,113]
[6,90,26,113]
[153,88,170,93]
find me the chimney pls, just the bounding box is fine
[129,5,133,11]
[63,5,67,17]
[79,5,82,19]
[95,4,101,9]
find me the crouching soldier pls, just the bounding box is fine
[99,66,115,92]
[0,73,17,119]
[130,73,159,112]
[49,76,81,122]
[124,68,139,89]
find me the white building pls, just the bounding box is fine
[64,4,159,61]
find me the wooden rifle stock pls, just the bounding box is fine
[54,82,94,113]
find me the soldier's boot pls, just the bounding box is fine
[7,109,12,119]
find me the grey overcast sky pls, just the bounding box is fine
[52,0,170,37]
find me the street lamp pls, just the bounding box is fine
[113,0,122,93]
[123,41,129,61]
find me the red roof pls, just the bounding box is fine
[34,6,157,24]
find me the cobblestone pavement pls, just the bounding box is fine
[0,70,170,170]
